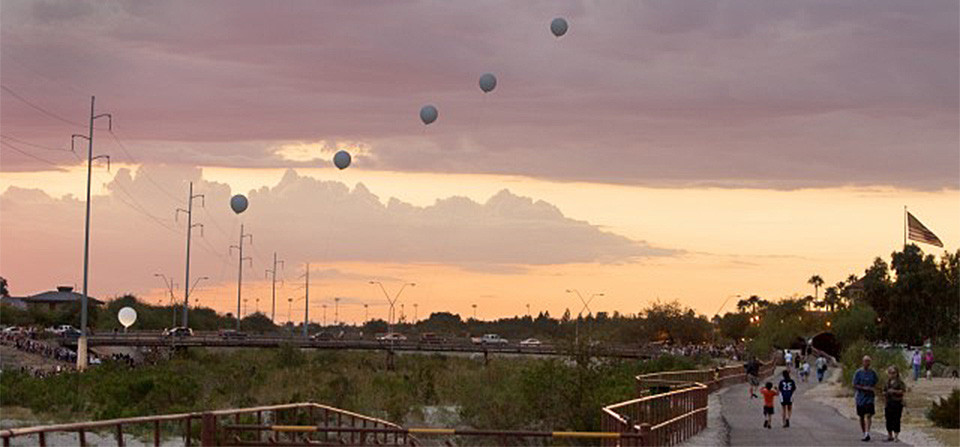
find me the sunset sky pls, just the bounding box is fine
[1,1,957,324]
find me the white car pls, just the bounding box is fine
[377,333,407,342]
[47,325,77,335]
[471,334,508,345]
[519,338,542,347]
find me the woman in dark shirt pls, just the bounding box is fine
[883,366,906,442]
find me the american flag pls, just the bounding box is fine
[907,212,943,247]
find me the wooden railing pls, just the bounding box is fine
[0,402,407,447]
[601,359,777,446]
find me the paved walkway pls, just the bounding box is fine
[720,368,910,446]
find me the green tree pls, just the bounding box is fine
[832,304,877,347]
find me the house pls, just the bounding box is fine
[4,286,104,311]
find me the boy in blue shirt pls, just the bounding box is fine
[778,369,797,427]
[853,355,879,442]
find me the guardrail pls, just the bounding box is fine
[74,333,656,359]
[600,359,777,446]
[0,402,406,447]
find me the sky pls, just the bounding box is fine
[1,1,958,324]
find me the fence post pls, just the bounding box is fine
[201,413,217,447]
[639,423,651,447]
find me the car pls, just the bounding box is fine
[1,326,25,335]
[419,333,447,344]
[519,338,542,347]
[471,334,508,345]
[376,332,407,342]
[219,329,248,339]
[46,325,77,335]
[162,327,194,337]
[60,328,82,339]
[311,331,335,341]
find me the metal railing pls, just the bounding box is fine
[0,402,405,447]
[600,359,777,446]
[75,332,658,358]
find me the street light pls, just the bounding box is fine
[189,276,209,306]
[154,273,178,327]
[472,304,478,320]
[566,289,604,345]
[369,281,415,335]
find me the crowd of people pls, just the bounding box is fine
[742,348,926,443]
[0,330,79,365]
[654,341,746,360]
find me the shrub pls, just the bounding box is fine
[927,388,960,429]
[840,340,907,387]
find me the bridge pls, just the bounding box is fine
[1,358,779,446]
[70,332,656,359]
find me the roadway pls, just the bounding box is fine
[67,332,655,359]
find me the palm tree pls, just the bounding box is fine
[807,275,824,304]
[736,297,751,313]
[823,286,840,312]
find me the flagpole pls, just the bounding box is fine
[903,205,907,249]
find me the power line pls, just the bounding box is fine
[0,134,72,152]
[0,85,85,127]
[106,128,183,205]
[0,140,65,167]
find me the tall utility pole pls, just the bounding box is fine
[301,263,310,337]
[322,304,328,326]
[413,303,418,323]
[334,297,340,325]
[265,252,284,323]
[230,225,253,330]
[176,181,204,328]
[71,96,111,371]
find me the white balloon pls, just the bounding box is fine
[118,307,137,328]
[333,150,352,170]
[420,105,438,125]
[551,17,568,37]
[479,73,497,93]
[230,194,248,214]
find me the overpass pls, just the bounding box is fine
[69,332,656,359]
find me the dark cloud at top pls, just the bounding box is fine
[1,0,957,189]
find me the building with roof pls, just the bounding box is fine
[3,286,103,311]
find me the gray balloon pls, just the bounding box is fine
[420,105,438,125]
[479,73,497,93]
[230,194,248,214]
[551,17,568,37]
[333,150,351,170]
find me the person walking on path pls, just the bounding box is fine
[760,381,777,429]
[778,369,797,427]
[883,365,906,442]
[784,350,794,373]
[911,349,922,381]
[800,359,811,383]
[817,355,829,383]
[924,349,935,379]
[854,355,879,442]
[745,356,761,398]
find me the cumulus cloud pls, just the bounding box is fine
[0,1,956,188]
[0,165,673,296]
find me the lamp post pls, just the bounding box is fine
[566,289,604,346]
[369,281,415,335]
[189,276,209,307]
[154,273,178,327]
[472,304,478,320]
